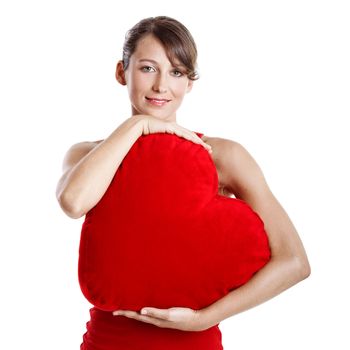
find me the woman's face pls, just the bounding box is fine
[116,34,193,122]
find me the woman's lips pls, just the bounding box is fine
[145,97,170,107]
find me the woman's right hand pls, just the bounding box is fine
[139,115,212,153]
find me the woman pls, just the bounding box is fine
[56,16,311,349]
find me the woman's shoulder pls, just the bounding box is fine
[201,134,257,195]
[202,134,258,172]
[200,134,242,158]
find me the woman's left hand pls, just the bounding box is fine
[112,306,208,332]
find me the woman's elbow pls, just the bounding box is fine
[57,191,84,219]
[290,254,311,281]
[272,253,311,281]
[299,257,311,279]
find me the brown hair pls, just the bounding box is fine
[122,16,199,81]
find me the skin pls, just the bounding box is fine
[110,34,311,331]
[115,34,194,122]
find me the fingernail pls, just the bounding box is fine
[141,309,147,315]
[113,311,121,316]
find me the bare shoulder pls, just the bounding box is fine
[201,134,240,155]
[201,134,269,200]
[201,134,243,171]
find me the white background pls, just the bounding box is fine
[1,0,349,349]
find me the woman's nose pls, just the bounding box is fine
[152,73,168,93]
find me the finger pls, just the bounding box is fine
[171,124,197,141]
[188,132,212,152]
[137,315,172,328]
[113,309,168,322]
[113,310,138,317]
[166,123,212,152]
[120,312,155,323]
[203,144,212,153]
[140,307,170,320]
[113,310,173,328]
[176,127,212,152]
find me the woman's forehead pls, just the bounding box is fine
[132,45,184,67]
[134,36,166,57]
[131,35,182,66]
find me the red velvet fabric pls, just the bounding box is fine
[78,131,271,349]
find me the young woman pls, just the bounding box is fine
[56,16,311,350]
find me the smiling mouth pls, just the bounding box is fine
[145,97,170,106]
[145,97,171,102]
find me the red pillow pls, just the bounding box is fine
[78,132,271,312]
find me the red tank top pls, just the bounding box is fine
[80,306,223,350]
[80,131,224,350]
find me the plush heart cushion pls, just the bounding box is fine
[78,132,271,312]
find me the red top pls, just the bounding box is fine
[80,306,223,350]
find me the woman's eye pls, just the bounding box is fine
[173,70,183,77]
[140,66,183,77]
[141,66,155,72]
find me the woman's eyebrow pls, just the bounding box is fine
[138,58,159,64]
[138,58,185,68]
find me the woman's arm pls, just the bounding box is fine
[56,115,210,219]
[198,138,311,328]
[56,115,145,219]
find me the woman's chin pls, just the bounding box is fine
[132,107,176,121]
[146,112,172,120]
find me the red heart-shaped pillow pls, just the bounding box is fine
[78,132,271,312]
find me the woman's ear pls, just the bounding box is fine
[186,79,194,93]
[115,60,127,85]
